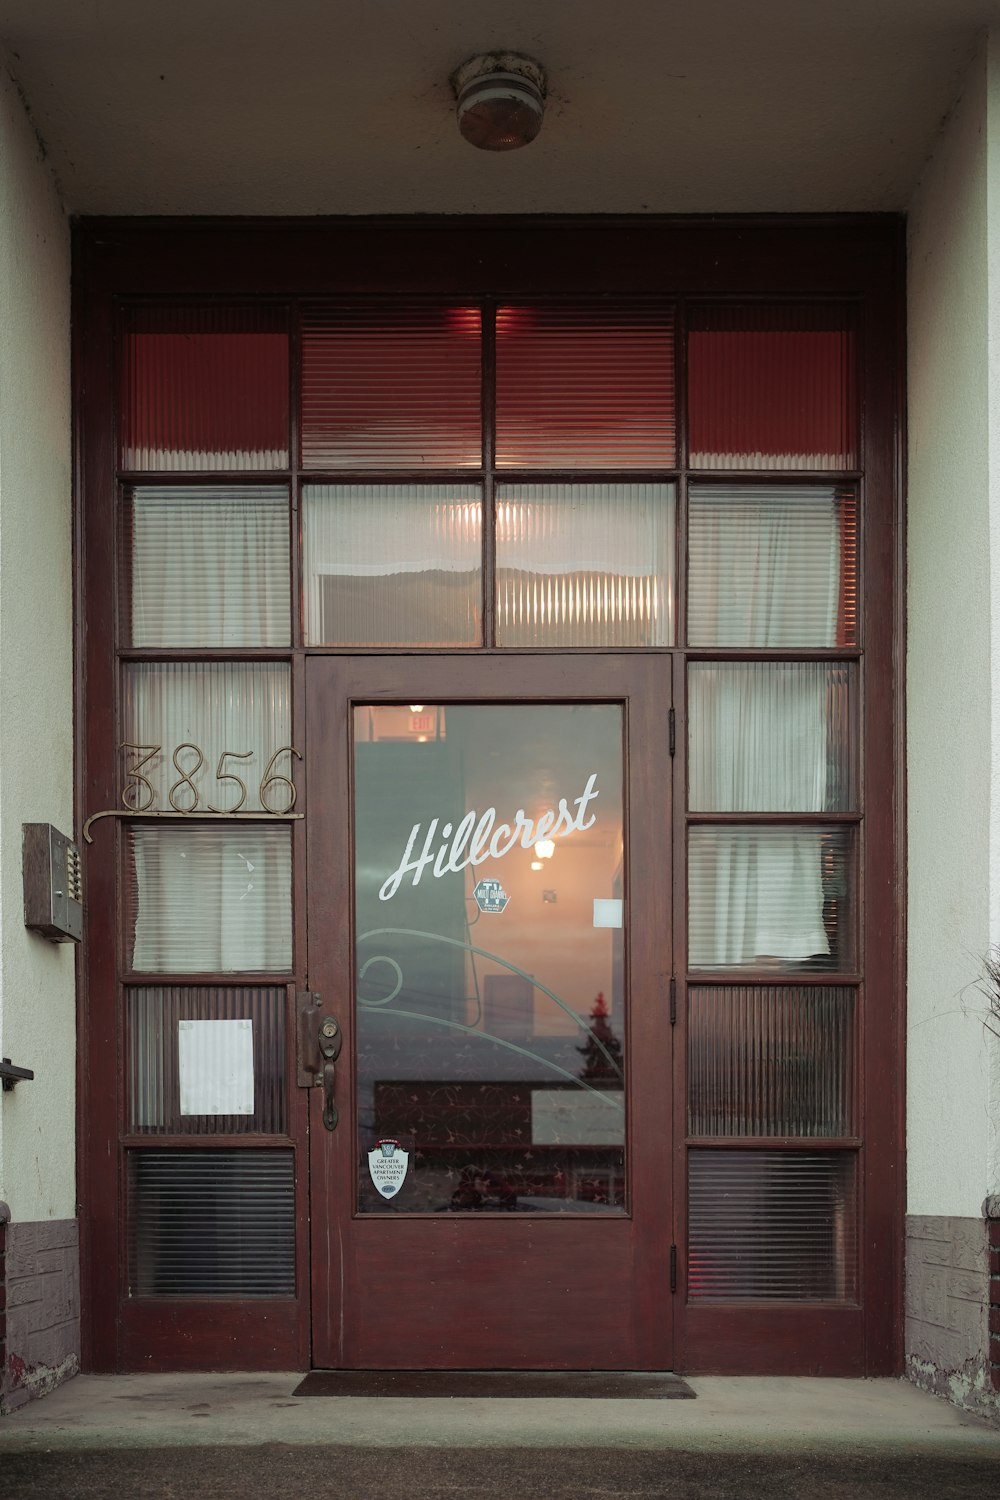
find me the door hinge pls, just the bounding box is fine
[669,975,677,1025]
[670,1244,678,1293]
[668,706,676,757]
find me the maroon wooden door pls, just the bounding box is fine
[305,654,673,1369]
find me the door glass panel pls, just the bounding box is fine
[688,485,858,647]
[353,703,626,1214]
[495,483,675,647]
[688,663,856,812]
[302,484,482,646]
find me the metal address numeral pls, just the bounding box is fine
[207,750,253,813]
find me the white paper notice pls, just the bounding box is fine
[178,1018,254,1116]
[593,898,623,929]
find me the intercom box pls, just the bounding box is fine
[23,823,83,942]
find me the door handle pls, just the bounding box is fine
[319,1016,342,1132]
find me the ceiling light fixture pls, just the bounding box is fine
[452,52,546,152]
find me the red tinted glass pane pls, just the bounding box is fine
[121,306,289,471]
[301,304,482,469]
[688,304,857,470]
[495,304,676,468]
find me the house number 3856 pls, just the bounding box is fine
[120,742,302,815]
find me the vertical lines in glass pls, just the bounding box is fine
[495,484,675,646]
[125,825,293,973]
[688,1151,858,1301]
[495,303,676,468]
[125,487,291,647]
[301,484,482,646]
[300,303,483,469]
[120,306,289,471]
[688,986,856,1137]
[122,663,292,813]
[128,986,287,1135]
[688,826,855,972]
[688,303,858,471]
[127,1149,296,1297]
[688,663,856,812]
[688,486,858,647]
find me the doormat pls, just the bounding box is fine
[291,1370,696,1399]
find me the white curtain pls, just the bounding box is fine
[124,664,293,973]
[688,488,844,967]
[130,487,290,647]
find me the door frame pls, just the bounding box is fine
[73,215,904,1375]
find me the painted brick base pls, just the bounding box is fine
[0,1217,79,1414]
[906,1212,1000,1423]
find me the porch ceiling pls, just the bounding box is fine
[0,0,990,216]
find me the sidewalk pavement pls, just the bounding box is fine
[0,1372,997,1498]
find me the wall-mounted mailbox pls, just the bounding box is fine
[23,823,83,943]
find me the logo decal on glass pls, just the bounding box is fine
[368,1138,409,1199]
[473,878,509,914]
[378,773,600,901]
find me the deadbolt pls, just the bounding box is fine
[321,1020,338,1039]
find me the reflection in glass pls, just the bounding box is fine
[688,663,856,812]
[688,826,854,972]
[302,485,482,646]
[353,704,626,1213]
[495,484,675,647]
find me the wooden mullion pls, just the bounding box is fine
[686,1136,861,1150]
[686,969,862,986]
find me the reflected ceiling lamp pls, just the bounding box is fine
[452,52,547,151]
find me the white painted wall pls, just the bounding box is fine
[0,63,73,1222]
[907,39,1000,1216]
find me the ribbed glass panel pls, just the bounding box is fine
[688,1150,858,1300]
[688,987,856,1137]
[125,825,293,973]
[495,304,676,468]
[301,303,482,468]
[302,483,482,645]
[495,484,675,646]
[122,663,292,814]
[128,987,286,1135]
[127,1149,295,1297]
[126,486,290,647]
[688,304,857,470]
[688,826,855,972]
[688,663,856,812]
[687,485,858,647]
[121,306,289,471]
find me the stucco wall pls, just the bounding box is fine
[0,64,74,1224]
[907,42,997,1222]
